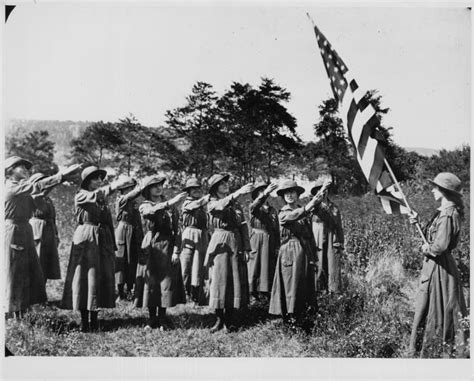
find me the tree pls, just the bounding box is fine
[69,121,124,167]
[165,82,226,178]
[6,129,58,175]
[217,78,302,182]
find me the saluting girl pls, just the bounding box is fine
[180,178,210,304]
[269,180,322,327]
[5,157,80,317]
[134,176,187,330]
[114,176,143,301]
[204,173,253,332]
[62,166,130,332]
[247,182,280,303]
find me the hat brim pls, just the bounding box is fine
[428,179,462,197]
[251,184,268,199]
[141,178,166,197]
[183,185,201,192]
[80,169,107,189]
[209,174,230,193]
[6,158,33,171]
[277,186,305,197]
[116,182,137,191]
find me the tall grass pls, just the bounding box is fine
[5,182,470,357]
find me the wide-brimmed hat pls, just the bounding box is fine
[141,175,166,198]
[183,178,202,192]
[29,172,48,184]
[428,172,462,196]
[5,156,32,172]
[116,176,137,191]
[310,174,333,195]
[80,166,107,190]
[276,180,305,197]
[208,173,230,194]
[251,182,268,200]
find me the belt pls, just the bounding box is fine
[252,228,269,234]
[213,227,235,232]
[184,225,206,230]
[5,218,29,224]
[82,221,101,227]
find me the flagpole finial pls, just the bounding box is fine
[306,12,316,28]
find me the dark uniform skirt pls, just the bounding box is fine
[269,237,316,316]
[248,228,275,293]
[134,231,185,308]
[30,217,61,280]
[204,229,248,310]
[62,224,116,311]
[5,220,47,312]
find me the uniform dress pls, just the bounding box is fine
[180,197,209,296]
[312,199,344,293]
[30,194,61,280]
[5,174,62,312]
[248,193,279,294]
[409,201,468,357]
[269,204,316,316]
[114,187,143,292]
[204,196,250,310]
[134,199,185,308]
[61,186,117,311]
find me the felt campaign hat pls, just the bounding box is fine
[140,175,166,199]
[183,178,202,192]
[5,156,32,172]
[115,176,137,191]
[428,172,462,196]
[276,180,305,197]
[310,174,333,195]
[80,166,107,190]
[208,173,230,194]
[251,182,268,200]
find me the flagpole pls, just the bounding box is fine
[383,158,429,245]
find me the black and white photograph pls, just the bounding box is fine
[1,1,471,379]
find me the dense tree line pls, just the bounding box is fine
[6,79,469,194]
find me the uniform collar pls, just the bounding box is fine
[281,203,301,211]
[437,200,456,211]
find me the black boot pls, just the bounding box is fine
[116,284,125,302]
[158,307,172,331]
[146,307,157,329]
[191,286,199,304]
[210,309,224,333]
[224,308,238,332]
[89,311,99,332]
[80,310,89,333]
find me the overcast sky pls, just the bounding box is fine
[3,2,471,150]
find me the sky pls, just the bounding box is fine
[3,2,471,150]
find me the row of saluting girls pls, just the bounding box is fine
[5,158,343,332]
[4,156,467,357]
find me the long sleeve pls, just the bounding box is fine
[75,185,112,205]
[235,207,251,252]
[183,197,209,212]
[171,207,182,254]
[249,193,267,217]
[139,201,168,217]
[6,173,62,199]
[429,215,454,256]
[279,207,308,226]
[122,185,142,202]
[207,195,233,213]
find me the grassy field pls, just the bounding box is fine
[4,183,470,357]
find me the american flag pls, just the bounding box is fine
[311,21,409,215]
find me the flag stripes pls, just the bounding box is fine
[311,21,409,214]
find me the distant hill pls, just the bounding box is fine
[5,119,189,164]
[404,147,440,157]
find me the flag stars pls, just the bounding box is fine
[323,40,328,46]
